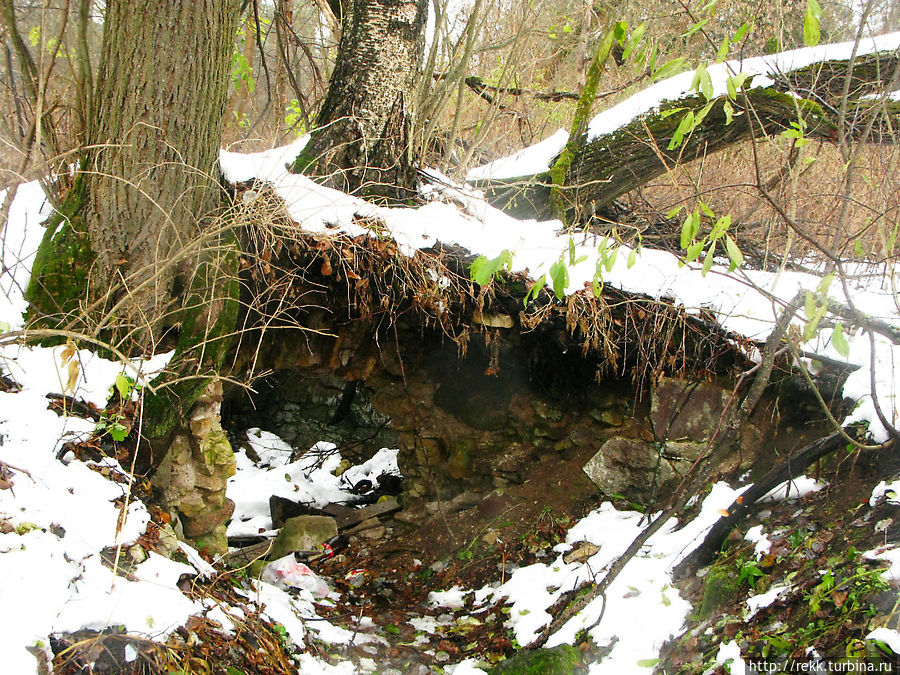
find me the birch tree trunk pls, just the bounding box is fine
[293,0,427,201]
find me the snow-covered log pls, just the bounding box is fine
[468,33,900,219]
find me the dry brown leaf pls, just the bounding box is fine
[66,360,80,393]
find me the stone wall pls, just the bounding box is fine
[225,319,839,506]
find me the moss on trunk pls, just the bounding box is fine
[25,178,94,328]
[139,242,241,471]
[549,28,615,222]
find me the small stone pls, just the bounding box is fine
[599,408,624,426]
[393,509,419,524]
[563,542,601,564]
[129,544,147,564]
[182,498,235,538]
[269,515,338,559]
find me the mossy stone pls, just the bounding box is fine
[269,515,338,560]
[490,645,583,674]
[191,524,228,557]
[699,566,740,618]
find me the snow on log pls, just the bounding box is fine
[468,32,900,219]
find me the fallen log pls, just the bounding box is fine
[672,430,850,578]
[469,36,900,220]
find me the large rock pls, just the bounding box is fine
[583,437,676,501]
[651,377,732,441]
[269,515,338,559]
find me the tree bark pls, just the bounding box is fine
[85,0,240,341]
[292,0,427,201]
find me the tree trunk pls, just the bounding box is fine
[292,0,427,201]
[24,0,243,552]
[85,0,240,342]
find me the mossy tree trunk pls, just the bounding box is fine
[25,0,243,471]
[82,0,241,343]
[291,0,427,201]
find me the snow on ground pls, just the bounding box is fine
[0,341,396,672]
[744,524,772,557]
[717,640,747,674]
[0,343,202,671]
[3,87,900,669]
[745,584,792,620]
[0,182,398,672]
[228,431,399,538]
[760,475,827,502]
[870,478,900,506]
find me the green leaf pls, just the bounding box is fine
[831,322,850,357]
[723,99,734,125]
[699,200,715,219]
[804,0,821,47]
[680,209,700,249]
[701,242,716,276]
[668,110,695,150]
[854,239,866,257]
[637,659,660,668]
[660,107,686,118]
[524,274,546,306]
[613,21,628,45]
[683,16,711,37]
[549,261,569,300]
[804,291,817,321]
[817,272,834,295]
[470,251,513,286]
[592,263,605,297]
[725,72,749,100]
[0,320,10,333]
[734,21,751,42]
[568,236,577,265]
[804,310,823,342]
[699,66,714,101]
[711,214,731,240]
[627,248,637,268]
[602,244,618,273]
[716,36,730,63]
[693,100,715,127]
[115,373,133,400]
[666,205,684,219]
[652,57,688,81]
[686,241,704,263]
[109,423,129,442]
[680,214,694,249]
[623,22,646,61]
[724,235,743,271]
